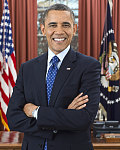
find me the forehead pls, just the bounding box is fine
[45,10,73,23]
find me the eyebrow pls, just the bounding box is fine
[48,22,71,25]
[62,22,71,25]
[48,22,57,25]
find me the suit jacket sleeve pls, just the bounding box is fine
[6,64,42,136]
[36,59,101,131]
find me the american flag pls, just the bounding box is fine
[0,0,17,130]
[99,2,120,121]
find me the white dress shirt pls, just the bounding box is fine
[46,45,70,75]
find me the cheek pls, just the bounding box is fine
[67,32,74,40]
[46,30,54,39]
[66,29,74,36]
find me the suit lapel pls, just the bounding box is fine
[49,49,77,106]
[35,53,48,106]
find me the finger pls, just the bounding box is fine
[76,104,86,110]
[72,93,84,105]
[67,103,76,109]
[68,93,88,109]
[74,95,88,106]
[79,95,88,101]
[74,99,88,109]
[79,95,88,100]
[68,98,88,109]
[78,98,88,105]
[74,93,83,100]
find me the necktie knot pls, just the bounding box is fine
[51,56,59,66]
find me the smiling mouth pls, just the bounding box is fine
[53,38,66,42]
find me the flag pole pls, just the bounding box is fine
[108,0,113,17]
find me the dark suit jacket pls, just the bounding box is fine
[6,48,101,150]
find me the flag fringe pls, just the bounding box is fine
[0,110,10,131]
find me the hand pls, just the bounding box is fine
[23,103,38,117]
[67,93,88,110]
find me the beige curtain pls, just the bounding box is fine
[0,1,3,22]
[112,0,120,60]
[8,0,38,72]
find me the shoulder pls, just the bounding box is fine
[73,51,101,77]
[77,51,97,62]
[71,50,100,67]
[21,52,47,67]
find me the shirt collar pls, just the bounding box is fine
[48,45,70,64]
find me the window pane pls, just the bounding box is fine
[37,0,78,55]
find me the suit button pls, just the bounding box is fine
[53,130,58,133]
[42,127,45,130]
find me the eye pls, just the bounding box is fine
[49,24,57,28]
[62,24,71,28]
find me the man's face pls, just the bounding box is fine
[41,10,77,55]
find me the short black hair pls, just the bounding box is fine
[42,4,75,25]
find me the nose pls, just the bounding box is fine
[55,25,64,35]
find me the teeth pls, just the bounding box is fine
[54,38,65,41]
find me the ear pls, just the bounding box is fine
[40,24,46,36]
[73,24,77,36]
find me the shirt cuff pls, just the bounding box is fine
[32,106,40,119]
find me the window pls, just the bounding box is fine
[37,0,78,55]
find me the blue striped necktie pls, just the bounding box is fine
[44,56,59,150]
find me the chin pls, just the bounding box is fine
[56,49,65,52]
[52,49,64,55]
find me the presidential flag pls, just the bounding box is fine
[0,0,17,130]
[99,2,120,121]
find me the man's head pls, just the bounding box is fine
[42,4,75,25]
[41,4,77,55]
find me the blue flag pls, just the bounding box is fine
[99,2,120,121]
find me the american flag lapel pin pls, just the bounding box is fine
[66,68,71,70]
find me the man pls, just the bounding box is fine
[7,4,101,150]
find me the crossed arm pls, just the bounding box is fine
[23,93,88,118]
